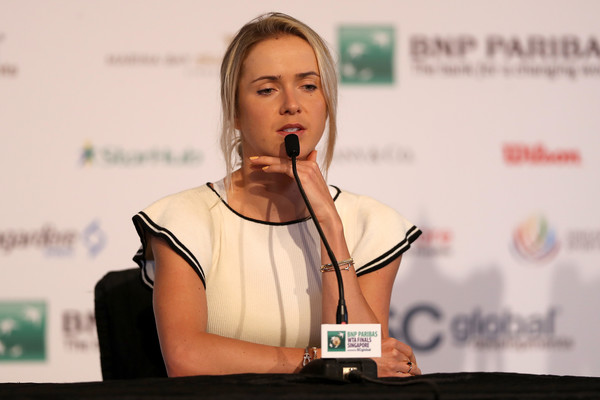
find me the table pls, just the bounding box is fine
[1,372,599,399]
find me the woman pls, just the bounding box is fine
[133,12,422,377]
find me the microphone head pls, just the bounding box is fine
[285,134,300,158]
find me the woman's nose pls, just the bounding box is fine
[280,90,301,115]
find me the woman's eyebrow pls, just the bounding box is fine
[250,71,320,84]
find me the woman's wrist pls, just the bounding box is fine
[302,346,320,367]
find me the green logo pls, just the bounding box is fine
[339,26,395,84]
[0,302,46,361]
[327,331,346,352]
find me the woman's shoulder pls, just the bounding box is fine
[333,186,395,214]
[137,182,222,223]
[147,183,219,208]
[333,186,418,233]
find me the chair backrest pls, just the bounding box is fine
[94,268,167,379]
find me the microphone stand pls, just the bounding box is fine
[284,134,377,380]
[288,152,347,324]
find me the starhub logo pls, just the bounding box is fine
[0,301,46,361]
[512,215,560,263]
[339,25,395,84]
[80,141,204,167]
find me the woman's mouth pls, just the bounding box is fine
[278,124,305,135]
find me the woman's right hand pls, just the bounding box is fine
[373,337,421,377]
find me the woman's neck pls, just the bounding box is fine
[226,165,309,223]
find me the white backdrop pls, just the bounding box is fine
[1,0,599,382]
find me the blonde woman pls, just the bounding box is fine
[133,12,421,377]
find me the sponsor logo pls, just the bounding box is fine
[339,26,394,84]
[104,37,230,76]
[0,301,46,361]
[327,331,346,351]
[0,220,107,258]
[333,145,414,164]
[413,228,453,257]
[512,215,560,263]
[0,33,19,78]
[503,143,581,165]
[567,230,600,251]
[81,141,204,167]
[391,303,574,352]
[410,34,600,80]
[63,309,98,352]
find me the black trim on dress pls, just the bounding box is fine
[206,182,342,226]
[132,212,206,288]
[355,226,422,277]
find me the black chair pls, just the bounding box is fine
[94,268,167,379]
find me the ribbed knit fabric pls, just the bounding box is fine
[133,180,420,348]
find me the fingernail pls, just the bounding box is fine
[262,166,269,171]
[249,156,259,160]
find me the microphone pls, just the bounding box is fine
[285,134,377,380]
[284,134,347,324]
[284,133,300,158]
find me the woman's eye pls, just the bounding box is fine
[257,88,275,95]
[303,84,318,92]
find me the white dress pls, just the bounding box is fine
[133,180,421,348]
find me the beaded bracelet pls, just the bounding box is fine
[320,258,354,273]
[302,346,319,366]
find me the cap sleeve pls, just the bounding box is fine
[337,191,421,276]
[132,185,217,288]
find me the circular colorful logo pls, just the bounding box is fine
[512,215,560,263]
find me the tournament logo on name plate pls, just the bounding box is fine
[327,331,346,351]
[339,26,395,84]
[0,301,46,361]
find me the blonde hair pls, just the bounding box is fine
[219,12,338,185]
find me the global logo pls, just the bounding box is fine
[0,301,46,361]
[339,25,394,84]
[512,215,560,263]
[390,303,572,352]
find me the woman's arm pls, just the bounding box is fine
[150,235,305,376]
[249,152,421,376]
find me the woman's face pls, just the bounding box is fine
[235,35,327,160]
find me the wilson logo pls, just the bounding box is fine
[503,143,581,165]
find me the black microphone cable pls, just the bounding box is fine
[285,134,348,324]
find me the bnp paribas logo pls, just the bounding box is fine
[339,26,395,85]
[0,302,46,361]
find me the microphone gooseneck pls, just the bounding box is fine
[284,134,348,324]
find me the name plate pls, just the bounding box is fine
[320,324,382,358]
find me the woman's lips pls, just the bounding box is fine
[277,124,306,136]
